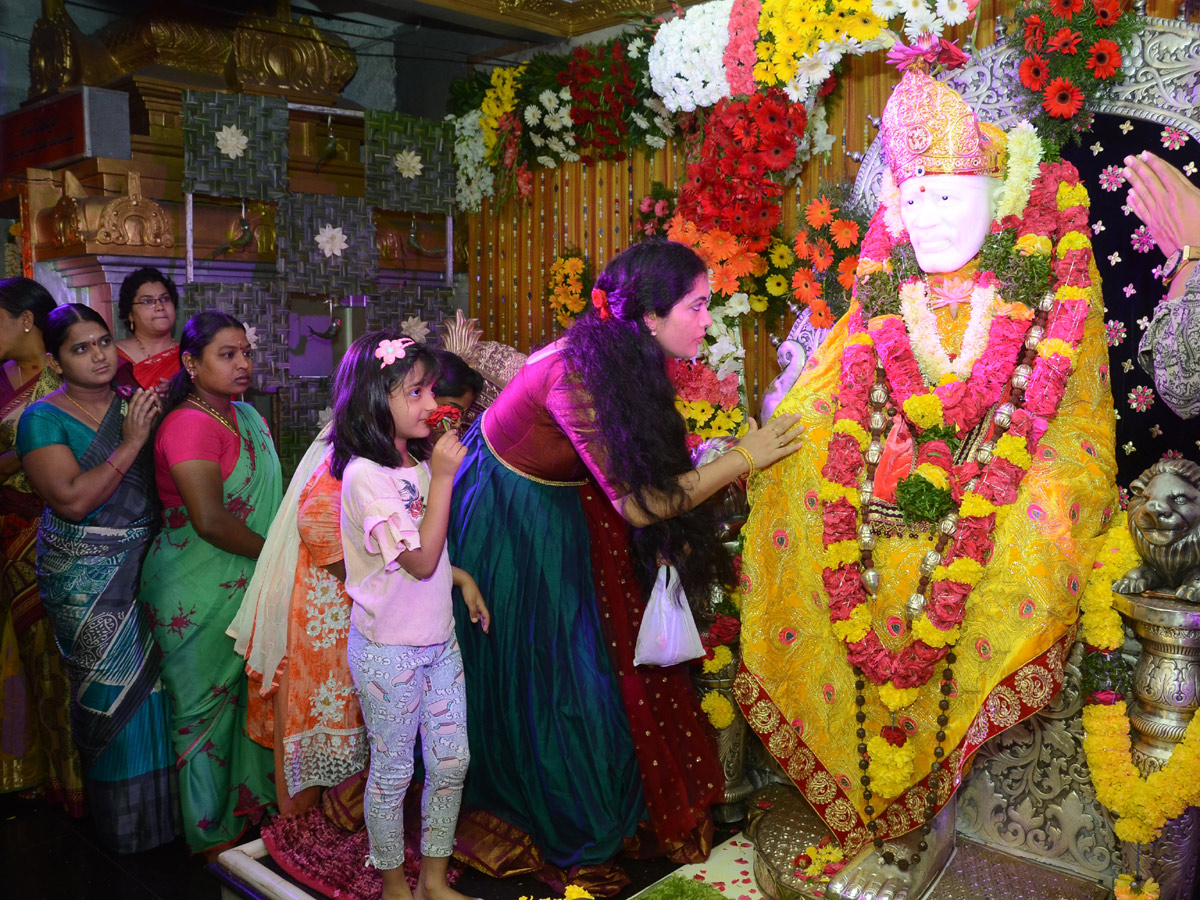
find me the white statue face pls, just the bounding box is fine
[898,173,1002,274]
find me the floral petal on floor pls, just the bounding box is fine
[635,834,760,900]
[261,807,460,900]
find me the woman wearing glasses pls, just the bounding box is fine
[114,267,180,395]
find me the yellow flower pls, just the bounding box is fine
[703,644,734,674]
[701,691,735,729]
[1036,338,1076,362]
[1114,874,1159,900]
[749,294,770,312]
[769,243,795,267]
[1056,182,1091,211]
[878,683,920,711]
[818,480,860,506]
[958,492,997,519]
[825,539,861,571]
[1014,234,1053,257]
[866,734,915,798]
[912,616,959,649]
[766,273,788,296]
[993,433,1032,469]
[831,603,872,643]
[933,557,984,585]
[832,417,870,450]
[1056,231,1092,253]
[914,463,949,491]
[563,888,595,900]
[902,393,944,430]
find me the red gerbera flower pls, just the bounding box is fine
[1093,0,1120,26]
[1086,39,1121,79]
[1049,0,1084,20]
[1022,14,1045,50]
[1042,77,1084,119]
[1047,27,1082,54]
[792,268,822,304]
[1019,54,1049,92]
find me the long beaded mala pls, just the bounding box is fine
[854,289,1057,868]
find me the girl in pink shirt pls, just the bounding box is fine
[330,332,489,900]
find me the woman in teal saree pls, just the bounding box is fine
[140,311,281,853]
[17,304,175,853]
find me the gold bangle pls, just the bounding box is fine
[730,445,756,477]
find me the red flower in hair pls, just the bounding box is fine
[591,287,613,320]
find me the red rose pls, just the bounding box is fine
[821,433,864,486]
[881,724,907,747]
[426,405,463,430]
[928,580,972,628]
[823,497,859,546]
[950,513,995,565]
[1088,689,1122,705]
[706,613,742,649]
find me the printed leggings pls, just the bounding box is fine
[347,625,469,867]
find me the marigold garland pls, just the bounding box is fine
[703,643,734,674]
[1078,514,1200,856]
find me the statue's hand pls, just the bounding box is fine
[1113,564,1163,595]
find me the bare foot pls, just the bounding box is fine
[382,865,415,900]
[827,803,956,900]
[414,855,483,900]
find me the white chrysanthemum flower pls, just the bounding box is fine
[523,105,542,127]
[559,87,571,101]
[400,315,430,342]
[627,37,646,59]
[903,5,943,41]
[816,40,846,68]
[645,135,666,149]
[537,155,558,169]
[314,224,348,258]
[631,112,650,130]
[546,136,567,156]
[648,0,734,112]
[899,0,926,14]
[562,150,580,162]
[539,89,558,111]
[794,55,833,86]
[529,131,546,147]
[936,0,969,25]
[215,124,249,160]
[872,0,904,18]
[393,149,424,179]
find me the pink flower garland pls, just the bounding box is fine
[815,163,1095,692]
[724,0,763,97]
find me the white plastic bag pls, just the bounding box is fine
[633,564,706,667]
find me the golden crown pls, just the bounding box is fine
[881,66,1006,185]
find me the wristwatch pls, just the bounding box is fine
[1161,245,1200,286]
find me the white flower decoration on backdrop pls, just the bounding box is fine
[244,324,259,349]
[215,125,249,160]
[315,224,348,258]
[393,149,424,179]
[400,316,430,342]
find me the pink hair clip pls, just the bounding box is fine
[374,337,416,368]
[591,287,612,321]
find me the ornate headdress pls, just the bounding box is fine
[880,64,1006,185]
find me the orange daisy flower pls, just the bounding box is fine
[1086,39,1121,79]
[709,262,742,297]
[808,297,834,328]
[837,255,859,291]
[1042,77,1084,119]
[791,268,823,305]
[804,196,837,229]
[724,249,759,279]
[793,230,813,261]
[830,219,860,250]
[811,238,834,272]
[699,229,739,263]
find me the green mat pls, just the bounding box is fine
[635,874,730,900]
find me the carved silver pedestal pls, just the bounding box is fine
[693,645,755,825]
[1111,592,1200,900]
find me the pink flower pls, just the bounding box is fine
[655,199,671,218]
[1089,689,1122,704]
[950,514,995,564]
[821,433,865,486]
[928,580,971,628]
[639,195,655,213]
[823,497,859,546]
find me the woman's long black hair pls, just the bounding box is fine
[163,311,245,412]
[561,240,734,604]
[0,277,57,335]
[327,331,440,479]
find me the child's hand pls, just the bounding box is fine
[459,574,490,633]
[430,428,467,479]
